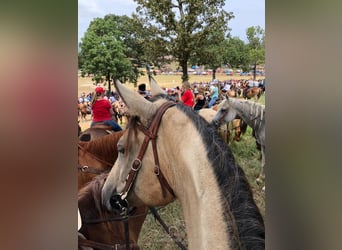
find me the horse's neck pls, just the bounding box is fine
[232,99,264,130]
[169,139,232,249]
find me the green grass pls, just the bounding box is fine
[137,94,266,248]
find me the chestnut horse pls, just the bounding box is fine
[78,131,148,249]
[198,108,247,144]
[243,87,262,100]
[78,103,91,120]
[79,127,113,142]
[102,78,264,249]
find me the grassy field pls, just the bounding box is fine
[78,76,265,249]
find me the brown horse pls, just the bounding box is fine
[102,78,264,249]
[244,87,262,100]
[78,131,148,249]
[79,127,113,142]
[79,174,146,250]
[78,103,91,120]
[112,101,128,125]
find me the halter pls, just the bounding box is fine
[120,101,176,200]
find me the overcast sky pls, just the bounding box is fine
[78,0,265,43]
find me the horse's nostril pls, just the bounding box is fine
[110,194,129,215]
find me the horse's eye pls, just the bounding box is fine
[118,145,125,154]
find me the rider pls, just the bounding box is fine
[90,86,122,131]
[208,80,219,108]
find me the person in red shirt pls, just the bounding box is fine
[90,86,122,131]
[176,81,194,108]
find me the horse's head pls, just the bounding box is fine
[211,96,236,127]
[102,79,175,213]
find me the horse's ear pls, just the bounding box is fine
[114,79,155,124]
[148,75,165,96]
[225,95,229,101]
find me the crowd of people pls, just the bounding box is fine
[78,78,265,130]
[162,78,265,111]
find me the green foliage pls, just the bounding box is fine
[78,15,143,90]
[132,0,234,82]
[223,36,250,70]
[246,26,265,66]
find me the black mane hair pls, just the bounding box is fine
[175,103,265,249]
[126,96,265,249]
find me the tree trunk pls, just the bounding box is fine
[180,60,189,82]
[106,72,111,97]
[253,62,257,81]
[212,68,217,81]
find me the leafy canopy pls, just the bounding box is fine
[133,0,234,81]
[78,15,142,90]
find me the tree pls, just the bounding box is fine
[78,15,142,93]
[222,36,249,71]
[246,26,265,80]
[133,0,234,82]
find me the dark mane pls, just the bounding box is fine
[126,96,264,248]
[176,104,265,249]
[78,173,112,228]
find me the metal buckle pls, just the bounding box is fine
[81,166,89,172]
[132,159,142,171]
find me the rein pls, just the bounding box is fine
[78,237,139,250]
[80,207,188,250]
[78,143,114,174]
[120,101,176,200]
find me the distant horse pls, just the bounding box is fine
[78,103,91,120]
[78,130,148,249]
[102,78,264,250]
[198,108,247,143]
[243,87,262,100]
[211,96,265,185]
[112,101,128,125]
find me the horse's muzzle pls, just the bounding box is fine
[110,194,129,216]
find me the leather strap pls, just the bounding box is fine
[78,237,139,250]
[121,101,176,199]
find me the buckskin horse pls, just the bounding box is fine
[78,131,148,249]
[211,96,266,187]
[102,78,265,250]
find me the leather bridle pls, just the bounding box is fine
[78,143,114,174]
[79,101,187,250]
[120,101,176,200]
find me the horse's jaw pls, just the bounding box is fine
[101,165,125,212]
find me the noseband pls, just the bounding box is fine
[120,101,176,201]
